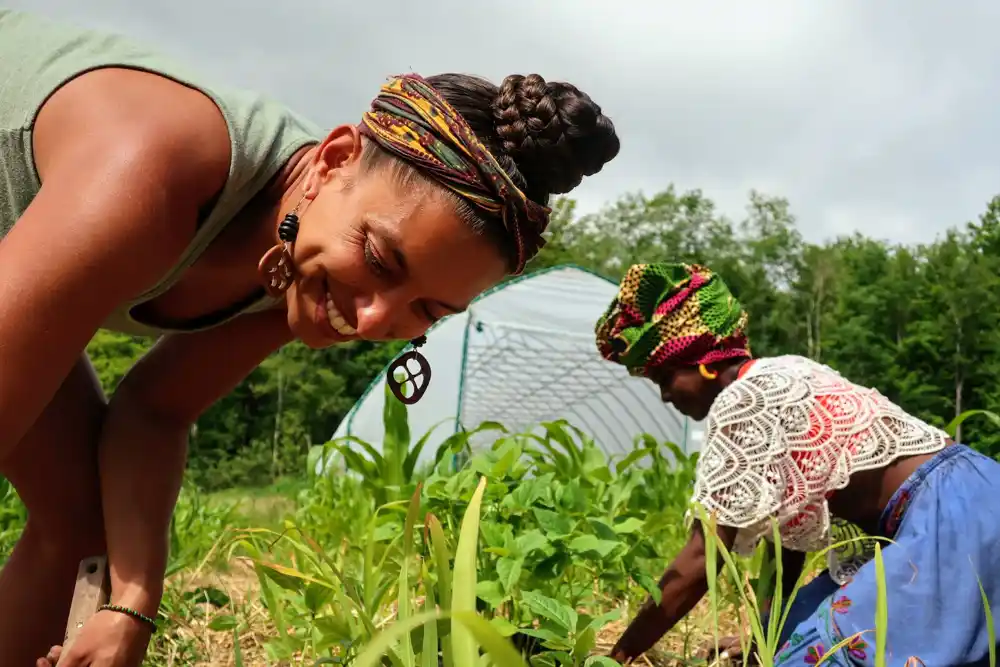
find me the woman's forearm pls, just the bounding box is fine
[614,542,710,658]
[613,521,738,662]
[98,391,190,614]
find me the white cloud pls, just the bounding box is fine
[9,0,1000,246]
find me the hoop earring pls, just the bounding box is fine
[698,364,718,380]
[257,195,306,297]
[387,335,433,405]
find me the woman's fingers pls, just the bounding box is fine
[38,644,62,667]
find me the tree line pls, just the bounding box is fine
[87,187,1000,489]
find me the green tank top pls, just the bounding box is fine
[0,9,323,337]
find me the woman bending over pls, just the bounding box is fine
[597,262,1000,666]
[0,9,620,666]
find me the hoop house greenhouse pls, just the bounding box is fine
[331,265,702,467]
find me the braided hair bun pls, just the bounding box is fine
[492,73,620,200]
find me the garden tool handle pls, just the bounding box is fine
[57,555,111,665]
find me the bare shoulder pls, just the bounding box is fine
[0,67,238,340]
[32,67,231,208]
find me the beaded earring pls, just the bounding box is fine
[387,335,432,404]
[257,197,305,297]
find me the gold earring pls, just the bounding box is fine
[698,364,718,380]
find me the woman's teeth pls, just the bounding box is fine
[326,293,357,336]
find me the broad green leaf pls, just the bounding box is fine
[521,590,577,633]
[567,535,620,559]
[497,556,523,594]
[532,508,574,538]
[515,530,550,557]
[573,626,597,664]
[475,580,505,608]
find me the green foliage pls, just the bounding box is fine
[228,389,699,665]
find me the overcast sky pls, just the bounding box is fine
[10,0,1000,246]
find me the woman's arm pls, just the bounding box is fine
[0,69,229,461]
[761,540,807,617]
[100,309,294,615]
[611,520,738,662]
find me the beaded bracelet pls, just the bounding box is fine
[98,603,158,633]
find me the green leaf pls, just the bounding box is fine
[532,508,574,538]
[583,609,622,633]
[518,627,567,644]
[489,616,519,638]
[304,582,333,614]
[573,626,597,664]
[497,556,523,594]
[567,535,620,559]
[451,477,488,666]
[257,560,325,592]
[475,580,505,608]
[611,517,645,535]
[353,610,528,667]
[521,590,577,633]
[587,519,618,541]
[614,446,653,475]
[207,614,238,632]
[515,530,550,557]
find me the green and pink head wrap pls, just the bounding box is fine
[595,262,751,377]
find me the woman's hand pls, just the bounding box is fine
[698,635,752,665]
[608,609,666,664]
[37,610,152,667]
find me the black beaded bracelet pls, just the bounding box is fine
[98,603,158,633]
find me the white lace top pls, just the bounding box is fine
[690,355,948,582]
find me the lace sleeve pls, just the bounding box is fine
[690,374,789,554]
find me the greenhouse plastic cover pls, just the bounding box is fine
[330,265,702,467]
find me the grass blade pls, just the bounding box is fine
[452,476,488,666]
[398,485,423,667]
[421,573,439,667]
[873,544,887,667]
[354,611,441,667]
[427,513,455,667]
[976,572,996,667]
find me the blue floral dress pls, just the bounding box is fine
[773,444,1000,666]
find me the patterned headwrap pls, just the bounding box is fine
[595,262,751,376]
[359,74,551,274]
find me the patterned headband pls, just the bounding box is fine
[360,74,551,274]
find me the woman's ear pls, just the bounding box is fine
[305,125,364,196]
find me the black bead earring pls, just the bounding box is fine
[258,197,304,298]
[387,335,432,405]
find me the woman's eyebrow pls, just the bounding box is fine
[362,215,467,315]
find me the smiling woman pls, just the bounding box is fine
[0,8,620,667]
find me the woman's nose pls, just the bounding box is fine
[353,293,394,340]
[353,292,427,341]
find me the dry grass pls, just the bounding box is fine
[158,559,274,667]
[157,560,746,667]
